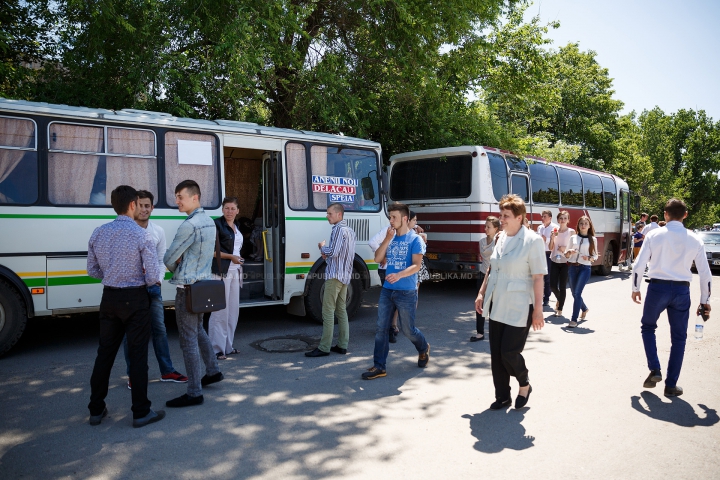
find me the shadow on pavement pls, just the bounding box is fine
[462,408,535,453]
[630,391,720,427]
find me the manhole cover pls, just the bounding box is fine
[251,335,317,353]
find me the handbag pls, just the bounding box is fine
[184,233,226,313]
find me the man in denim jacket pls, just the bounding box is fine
[163,180,223,407]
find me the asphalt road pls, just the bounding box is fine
[1,268,719,479]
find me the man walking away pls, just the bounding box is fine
[362,203,430,379]
[164,180,223,408]
[123,190,187,389]
[305,203,356,357]
[536,210,558,307]
[643,214,660,235]
[87,185,165,428]
[631,198,711,397]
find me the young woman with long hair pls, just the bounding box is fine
[548,211,575,316]
[565,216,598,328]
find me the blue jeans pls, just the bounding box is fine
[123,284,174,376]
[641,282,690,387]
[567,264,591,322]
[373,288,428,371]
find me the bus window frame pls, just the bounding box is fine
[556,166,585,207]
[487,152,510,202]
[581,171,604,210]
[0,114,39,206]
[528,161,560,206]
[601,176,617,210]
[288,142,381,213]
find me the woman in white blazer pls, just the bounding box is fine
[475,194,546,410]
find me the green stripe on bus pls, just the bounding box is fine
[22,278,46,287]
[164,272,173,280]
[48,276,102,286]
[286,267,312,274]
[0,214,186,220]
[366,263,378,270]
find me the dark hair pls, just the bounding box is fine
[641,212,648,218]
[499,194,525,218]
[658,221,667,227]
[409,210,417,221]
[328,203,345,215]
[664,198,687,220]
[136,190,154,205]
[175,180,201,199]
[110,185,138,215]
[388,203,410,220]
[576,216,596,256]
[486,215,500,230]
[222,196,239,208]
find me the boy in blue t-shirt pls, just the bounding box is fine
[362,203,430,380]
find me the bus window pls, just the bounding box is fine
[0,116,37,204]
[390,154,471,202]
[487,152,508,201]
[506,156,528,172]
[48,123,104,205]
[557,167,583,206]
[311,145,380,211]
[165,131,218,208]
[582,172,604,208]
[286,143,308,210]
[602,177,617,209]
[511,174,529,202]
[529,162,559,204]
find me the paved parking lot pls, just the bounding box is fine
[1,269,719,479]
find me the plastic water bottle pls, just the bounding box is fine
[695,321,704,340]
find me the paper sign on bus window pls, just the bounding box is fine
[177,140,213,166]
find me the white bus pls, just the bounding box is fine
[0,99,386,355]
[389,146,636,277]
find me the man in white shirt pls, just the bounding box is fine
[536,210,559,307]
[123,190,188,388]
[642,214,660,235]
[631,199,711,397]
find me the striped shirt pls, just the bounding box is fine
[321,219,356,285]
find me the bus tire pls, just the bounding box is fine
[596,242,614,276]
[0,279,28,357]
[304,265,363,324]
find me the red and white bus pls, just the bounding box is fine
[388,146,636,276]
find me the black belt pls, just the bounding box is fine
[567,262,580,266]
[650,279,690,287]
[104,285,146,290]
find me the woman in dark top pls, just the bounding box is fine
[209,197,244,359]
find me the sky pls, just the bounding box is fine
[525,0,720,120]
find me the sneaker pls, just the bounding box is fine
[568,320,578,328]
[166,394,204,408]
[127,381,132,390]
[418,343,430,368]
[361,367,387,380]
[161,371,189,383]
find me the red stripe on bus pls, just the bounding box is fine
[428,241,481,254]
[419,212,488,221]
[423,224,482,233]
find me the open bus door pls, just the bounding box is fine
[618,189,633,269]
[262,152,283,300]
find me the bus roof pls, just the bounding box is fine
[0,97,380,148]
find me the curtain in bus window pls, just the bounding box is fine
[0,117,36,204]
[106,128,158,205]
[557,167,583,206]
[310,145,328,210]
[602,177,617,209]
[48,124,103,204]
[286,143,308,209]
[529,162,559,204]
[165,132,219,208]
[581,172,604,208]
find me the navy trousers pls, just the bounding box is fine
[641,282,691,388]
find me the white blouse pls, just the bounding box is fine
[567,234,598,266]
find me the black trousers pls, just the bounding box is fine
[489,306,532,401]
[549,261,569,310]
[543,252,551,303]
[475,272,486,335]
[88,287,152,419]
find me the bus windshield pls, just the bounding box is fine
[390,154,472,200]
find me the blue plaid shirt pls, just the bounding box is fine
[87,215,161,287]
[321,220,356,285]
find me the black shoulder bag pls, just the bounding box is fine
[184,233,226,313]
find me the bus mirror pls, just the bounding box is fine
[361,177,375,200]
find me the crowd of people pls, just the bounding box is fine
[85,183,712,427]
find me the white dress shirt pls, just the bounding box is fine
[642,222,660,235]
[537,222,559,252]
[145,221,167,275]
[631,220,711,303]
[567,234,599,265]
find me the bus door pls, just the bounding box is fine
[510,172,532,222]
[262,152,283,299]
[619,189,632,264]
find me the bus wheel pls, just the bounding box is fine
[305,266,363,324]
[596,243,614,276]
[0,279,28,357]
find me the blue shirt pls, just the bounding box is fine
[633,231,644,248]
[321,220,356,285]
[87,215,161,288]
[164,207,216,285]
[383,231,425,290]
